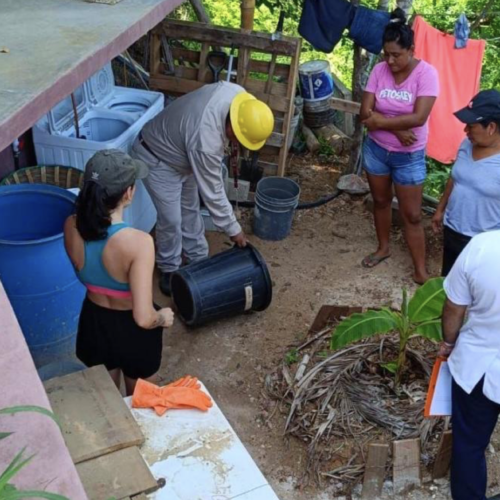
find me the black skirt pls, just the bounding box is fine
[76,297,163,379]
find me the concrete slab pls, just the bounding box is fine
[126,385,281,500]
[0,0,184,152]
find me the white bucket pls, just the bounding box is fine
[299,60,334,102]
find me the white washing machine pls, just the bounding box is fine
[33,63,164,232]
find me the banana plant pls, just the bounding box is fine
[0,406,69,500]
[330,277,446,385]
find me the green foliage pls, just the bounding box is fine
[0,406,69,500]
[285,347,299,365]
[317,137,337,158]
[330,278,445,384]
[380,361,398,374]
[425,159,452,198]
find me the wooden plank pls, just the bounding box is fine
[277,39,301,177]
[76,447,158,500]
[170,49,291,78]
[189,0,211,24]
[393,439,421,495]
[44,365,144,464]
[432,431,452,479]
[159,20,300,56]
[151,74,290,114]
[331,97,361,115]
[197,43,210,82]
[149,72,290,112]
[309,305,363,335]
[331,72,354,136]
[149,33,161,77]
[362,444,389,499]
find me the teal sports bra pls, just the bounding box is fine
[77,223,132,297]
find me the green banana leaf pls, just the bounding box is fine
[0,433,13,441]
[0,407,59,429]
[0,448,34,493]
[330,309,398,350]
[0,490,69,500]
[413,319,443,342]
[408,277,446,323]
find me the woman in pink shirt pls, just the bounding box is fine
[360,9,439,284]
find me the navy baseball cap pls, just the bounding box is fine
[454,89,500,124]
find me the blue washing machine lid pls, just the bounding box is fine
[46,63,115,135]
[86,63,115,107]
[47,84,90,135]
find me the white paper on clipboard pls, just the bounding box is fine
[425,359,452,417]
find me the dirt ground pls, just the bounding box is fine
[152,154,500,500]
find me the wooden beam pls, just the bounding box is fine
[170,48,291,78]
[149,33,161,77]
[432,431,452,479]
[189,0,211,23]
[277,39,300,176]
[159,20,300,56]
[362,443,389,499]
[330,97,361,115]
[393,439,421,495]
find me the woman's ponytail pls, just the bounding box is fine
[75,182,129,241]
[383,8,414,50]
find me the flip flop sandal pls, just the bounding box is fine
[361,253,391,269]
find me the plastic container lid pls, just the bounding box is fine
[299,60,331,75]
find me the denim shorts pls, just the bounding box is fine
[363,137,427,186]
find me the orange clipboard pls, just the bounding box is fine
[424,357,452,417]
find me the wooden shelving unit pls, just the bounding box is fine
[149,20,301,177]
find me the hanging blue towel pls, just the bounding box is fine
[454,13,470,49]
[349,6,391,55]
[298,0,356,53]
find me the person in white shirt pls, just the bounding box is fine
[440,230,500,500]
[131,82,274,296]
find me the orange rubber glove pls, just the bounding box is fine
[132,378,213,416]
[164,375,201,390]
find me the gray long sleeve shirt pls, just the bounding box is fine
[141,82,244,237]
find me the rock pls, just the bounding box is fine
[337,174,370,195]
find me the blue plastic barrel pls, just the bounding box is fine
[253,177,301,241]
[299,60,334,101]
[171,244,272,326]
[0,184,85,367]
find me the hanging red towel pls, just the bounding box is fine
[413,16,486,164]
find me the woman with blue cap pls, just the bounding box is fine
[432,89,500,275]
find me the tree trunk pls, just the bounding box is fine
[345,0,391,174]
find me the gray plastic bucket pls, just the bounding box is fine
[253,177,301,241]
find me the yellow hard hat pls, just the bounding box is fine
[230,92,274,151]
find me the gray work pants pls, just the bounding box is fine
[131,140,209,273]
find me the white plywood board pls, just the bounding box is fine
[125,382,280,500]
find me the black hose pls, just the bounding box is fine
[230,189,342,210]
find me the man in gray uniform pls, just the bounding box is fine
[131,81,274,295]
